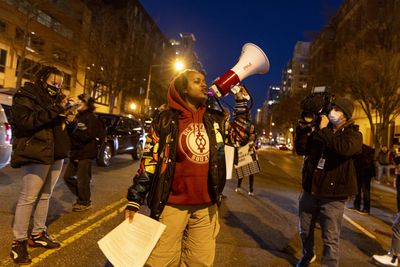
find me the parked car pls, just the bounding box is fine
[0,89,14,169]
[95,113,146,167]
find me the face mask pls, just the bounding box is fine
[328,109,344,126]
[46,84,60,96]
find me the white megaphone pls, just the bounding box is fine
[210,43,270,98]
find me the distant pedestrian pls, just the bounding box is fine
[351,144,376,215]
[235,122,257,196]
[9,66,71,264]
[63,94,106,212]
[376,145,393,184]
[294,97,362,266]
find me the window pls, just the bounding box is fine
[0,20,6,32]
[16,57,41,80]
[0,49,6,73]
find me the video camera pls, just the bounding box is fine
[299,86,334,127]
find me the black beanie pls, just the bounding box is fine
[333,97,354,119]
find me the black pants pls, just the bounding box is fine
[237,174,254,192]
[63,159,93,205]
[353,176,372,211]
[396,175,400,212]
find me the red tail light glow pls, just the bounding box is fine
[4,122,11,144]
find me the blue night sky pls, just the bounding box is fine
[140,0,342,113]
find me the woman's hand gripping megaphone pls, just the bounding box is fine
[232,84,251,101]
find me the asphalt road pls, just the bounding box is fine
[0,149,397,266]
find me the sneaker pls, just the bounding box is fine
[357,209,370,215]
[346,206,360,211]
[28,231,61,249]
[10,240,31,264]
[234,187,241,193]
[296,254,316,267]
[248,191,254,196]
[73,203,92,212]
[372,253,398,267]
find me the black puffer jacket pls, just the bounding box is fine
[10,82,69,168]
[67,110,106,160]
[127,103,249,220]
[295,120,363,198]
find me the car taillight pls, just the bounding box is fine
[4,122,11,144]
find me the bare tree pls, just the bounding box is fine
[334,47,400,147]
[85,2,168,114]
[273,88,309,138]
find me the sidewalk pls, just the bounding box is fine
[372,177,397,195]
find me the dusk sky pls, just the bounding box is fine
[140,0,342,113]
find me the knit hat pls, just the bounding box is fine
[332,97,354,119]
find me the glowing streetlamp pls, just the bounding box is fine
[130,102,137,111]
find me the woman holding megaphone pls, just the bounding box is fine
[125,69,251,266]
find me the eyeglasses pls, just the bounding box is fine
[50,81,63,89]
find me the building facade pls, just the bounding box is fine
[0,0,90,97]
[309,0,400,147]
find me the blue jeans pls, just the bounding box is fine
[391,212,400,255]
[13,160,64,241]
[378,165,391,183]
[298,192,346,267]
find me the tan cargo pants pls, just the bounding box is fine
[145,204,220,267]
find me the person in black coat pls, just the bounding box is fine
[63,94,106,212]
[10,66,71,265]
[352,144,376,214]
[294,97,362,267]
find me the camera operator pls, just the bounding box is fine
[294,97,362,267]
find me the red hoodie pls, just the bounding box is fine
[166,81,211,205]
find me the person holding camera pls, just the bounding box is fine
[9,66,71,264]
[63,94,106,212]
[294,97,362,267]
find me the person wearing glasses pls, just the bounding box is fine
[9,66,71,265]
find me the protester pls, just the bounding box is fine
[294,97,362,266]
[63,94,105,212]
[376,145,393,184]
[125,69,250,266]
[235,122,257,196]
[9,66,71,264]
[351,143,376,215]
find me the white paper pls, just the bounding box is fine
[224,145,235,180]
[98,213,166,267]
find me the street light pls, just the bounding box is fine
[144,60,184,112]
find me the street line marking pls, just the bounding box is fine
[268,160,276,166]
[52,198,126,238]
[31,206,126,265]
[0,199,127,267]
[343,214,376,239]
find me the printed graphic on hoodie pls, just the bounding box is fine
[179,122,209,164]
